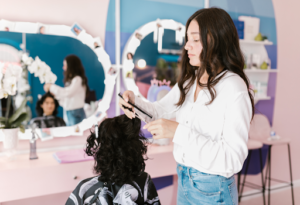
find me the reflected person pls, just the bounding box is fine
[44,55,88,126]
[30,92,66,128]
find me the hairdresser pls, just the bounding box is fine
[119,8,254,205]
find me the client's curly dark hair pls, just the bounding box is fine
[85,114,148,185]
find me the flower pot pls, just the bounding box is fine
[1,128,19,158]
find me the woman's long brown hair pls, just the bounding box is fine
[176,8,255,119]
[64,55,89,96]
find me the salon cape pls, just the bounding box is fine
[135,71,252,178]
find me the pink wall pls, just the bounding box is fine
[0,0,109,45]
[271,0,300,183]
[239,0,300,195]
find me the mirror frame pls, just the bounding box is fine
[121,19,185,101]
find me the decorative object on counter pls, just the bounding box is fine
[74,125,80,133]
[0,97,29,132]
[245,53,271,71]
[155,58,178,86]
[40,128,53,141]
[0,77,28,158]
[238,16,260,40]
[53,149,93,164]
[1,127,19,159]
[0,54,33,156]
[147,78,171,103]
[250,53,261,69]
[260,61,269,70]
[254,32,268,41]
[268,130,280,141]
[233,19,244,39]
[250,81,268,96]
[29,123,38,160]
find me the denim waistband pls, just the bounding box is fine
[177,163,230,182]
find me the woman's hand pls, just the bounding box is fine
[118,90,136,119]
[44,83,52,92]
[143,119,179,139]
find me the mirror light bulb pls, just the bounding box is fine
[137,59,146,69]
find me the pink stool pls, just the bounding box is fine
[249,114,294,205]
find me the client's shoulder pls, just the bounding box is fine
[74,176,101,191]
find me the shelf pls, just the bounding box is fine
[254,95,271,104]
[244,69,278,73]
[239,39,273,45]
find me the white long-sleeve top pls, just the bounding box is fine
[135,71,252,178]
[50,76,86,111]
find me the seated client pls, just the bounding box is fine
[66,115,161,205]
[30,92,66,128]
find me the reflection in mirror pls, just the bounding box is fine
[43,54,89,126]
[122,19,185,102]
[29,92,66,128]
[134,29,182,86]
[0,19,113,133]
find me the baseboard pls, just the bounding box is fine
[240,179,300,201]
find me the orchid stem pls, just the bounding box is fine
[5,95,11,127]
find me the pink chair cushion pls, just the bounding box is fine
[247,139,263,150]
[262,137,291,145]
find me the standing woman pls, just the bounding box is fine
[119,8,254,205]
[44,55,88,126]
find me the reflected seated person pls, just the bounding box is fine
[65,115,161,205]
[30,92,66,128]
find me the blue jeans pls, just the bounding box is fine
[177,164,238,205]
[66,108,86,126]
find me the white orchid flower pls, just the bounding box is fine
[44,71,57,84]
[4,64,22,80]
[3,77,17,95]
[38,63,51,83]
[22,53,34,65]
[36,62,49,78]
[28,56,43,75]
[27,60,37,74]
[0,62,5,83]
[0,62,4,71]
[17,77,30,93]
[0,89,8,99]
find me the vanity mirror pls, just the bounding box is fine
[121,19,185,101]
[0,19,116,140]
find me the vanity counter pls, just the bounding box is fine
[0,142,176,203]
